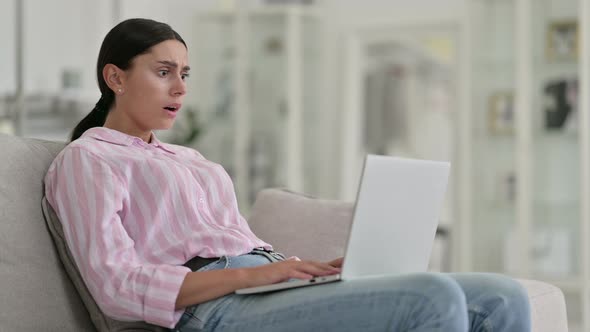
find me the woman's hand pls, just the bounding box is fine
[242,259,341,288]
[176,257,344,309]
[326,257,344,268]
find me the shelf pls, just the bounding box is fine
[466,0,589,329]
[473,57,514,69]
[474,57,577,71]
[472,132,516,142]
[196,7,321,19]
[191,6,323,208]
[471,130,579,143]
[532,199,579,208]
[533,130,579,141]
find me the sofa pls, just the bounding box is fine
[0,133,568,331]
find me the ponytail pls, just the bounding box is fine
[70,94,113,141]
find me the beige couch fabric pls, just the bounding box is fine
[248,189,353,262]
[0,134,94,331]
[521,279,569,332]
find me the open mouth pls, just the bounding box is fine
[163,104,181,118]
[163,103,181,117]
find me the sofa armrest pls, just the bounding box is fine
[517,279,569,332]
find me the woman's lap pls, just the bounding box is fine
[173,255,530,332]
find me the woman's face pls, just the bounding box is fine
[113,39,189,136]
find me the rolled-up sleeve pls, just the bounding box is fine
[44,147,190,328]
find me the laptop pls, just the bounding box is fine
[235,154,450,295]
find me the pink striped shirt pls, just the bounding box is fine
[44,127,271,328]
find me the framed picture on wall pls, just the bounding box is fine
[487,91,514,135]
[546,20,578,62]
[543,78,578,132]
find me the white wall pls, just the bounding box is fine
[119,0,224,54]
[0,0,115,102]
[0,0,16,95]
[0,0,220,99]
[23,0,83,94]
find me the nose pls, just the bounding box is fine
[171,75,186,96]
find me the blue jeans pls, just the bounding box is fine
[173,254,530,332]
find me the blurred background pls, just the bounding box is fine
[1,0,589,329]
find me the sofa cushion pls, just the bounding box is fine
[42,198,166,332]
[248,188,354,262]
[0,134,95,331]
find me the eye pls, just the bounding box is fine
[158,70,169,77]
[181,73,190,81]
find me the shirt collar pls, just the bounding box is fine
[149,132,177,154]
[83,127,177,154]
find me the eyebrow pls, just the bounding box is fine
[156,60,190,71]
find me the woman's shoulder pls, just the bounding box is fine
[64,137,114,159]
[45,138,122,184]
[50,137,121,170]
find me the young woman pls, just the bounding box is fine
[45,18,531,332]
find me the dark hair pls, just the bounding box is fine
[70,18,186,141]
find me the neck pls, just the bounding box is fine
[103,109,152,143]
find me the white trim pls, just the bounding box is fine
[347,17,459,33]
[456,0,472,272]
[112,0,121,24]
[285,7,304,192]
[578,0,590,329]
[14,0,24,136]
[515,0,533,279]
[341,33,363,201]
[234,7,250,209]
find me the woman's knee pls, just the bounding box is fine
[406,273,466,305]
[451,273,531,331]
[368,273,468,315]
[452,273,530,308]
[486,275,531,329]
[382,273,469,330]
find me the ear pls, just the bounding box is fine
[102,64,126,94]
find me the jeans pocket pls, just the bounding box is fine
[176,292,234,331]
[250,248,286,263]
[196,256,228,272]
